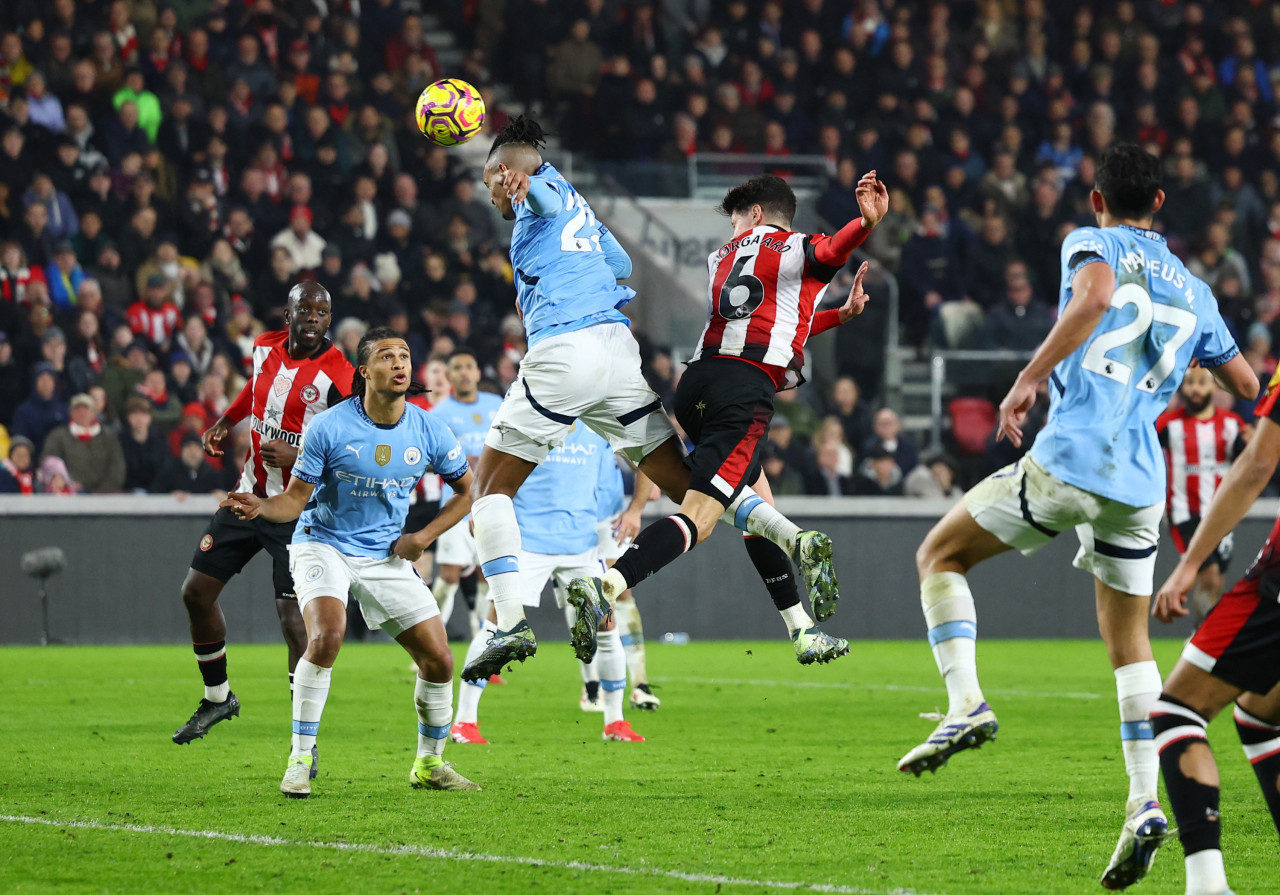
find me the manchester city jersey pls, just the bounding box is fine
[291,398,469,558]
[429,393,502,464]
[1030,224,1239,508]
[516,425,611,555]
[510,163,634,346]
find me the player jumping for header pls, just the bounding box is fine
[567,171,887,667]
[462,116,843,682]
[897,144,1258,891]
[173,282,352,757]
[223,327,480,797]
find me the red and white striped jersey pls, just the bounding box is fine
[691,225,842,388]
[226,330,353,498]
[1156,406,1245,525]
[127,300,182,347]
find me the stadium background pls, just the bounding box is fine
[1,2,1279,628]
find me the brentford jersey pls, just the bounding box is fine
[1238,367,1280,599]
[691,225,842,388]
[224,330,353,498]
[1156,406,1244,525]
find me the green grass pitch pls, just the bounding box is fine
[1,639,1274,894]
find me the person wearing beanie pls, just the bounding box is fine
[40,392,125,492]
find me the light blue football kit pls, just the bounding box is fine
[1030,224,1238,508]
[429,393,503,465]
[291,398,468,558]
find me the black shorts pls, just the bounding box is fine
[1171,518,1233,573]
[674,357,775,506]
[404,498,440,540]
[1185,575,1280,695]
[190,507,297,601]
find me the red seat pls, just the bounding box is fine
[949,397,998,455]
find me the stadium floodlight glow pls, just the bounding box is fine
[21,546,66,647]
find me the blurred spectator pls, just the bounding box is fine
[135,366,181,433]
[760,440,805,496]
[854,445,905,496]
[863,408,918,480]
[11,362,69,452]
[772,387,820,440]
[38,454,77,494]
[127,274,181,350]
[25,173,79,244]
[0,332,22,423]
[905,450,964,500]
[808,440,855,496]
[41,392,125,493]
[0,434,35,493]
[982,261,1055,351]
[119,395,166,492]
[45,241,87,312]
[271,205,326,271]
[150,430,221,494]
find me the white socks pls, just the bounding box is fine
[596,627,627,725]
[722,488,800,555]
[455,620,496,725]
[472,494,526,630]
[414,677,452,758]
[600,568,628,602]
[612,598,648,684]
[920,572,984,715]
[1115,660,1162,802]
[431,578,459,629]
[1184,849,1229,895]
[291,658,331,758]
[781,603,813,634]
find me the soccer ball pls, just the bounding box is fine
[416,79,486,147]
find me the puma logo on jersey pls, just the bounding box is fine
[345,444,363,458]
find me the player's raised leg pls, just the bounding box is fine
[461,446,539,682]
[898,497,1008,776]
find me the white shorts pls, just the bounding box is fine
[518,548,607,608]
[596,517,628,562]
[434,518,478,569]
[289,541,439,637]
[964,456,1163,596]
[485,323,675,464]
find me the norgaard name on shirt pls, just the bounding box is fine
[716,232,793,261]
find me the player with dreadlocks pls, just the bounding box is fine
[223,326,480,797]
[462,115,846,682]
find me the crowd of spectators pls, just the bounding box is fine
[0,0,526,495]
[7,0,1280,498]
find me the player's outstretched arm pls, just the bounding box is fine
[221,476,315,524]
[1155,416,1280,622]
[1206,352,1259,401]
[394,469,475,562]
[811,261,871,335]
[205,377,255,456]
[997,261,1115,447]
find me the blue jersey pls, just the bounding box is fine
[428,393,501,465]
[291,398,469,558]
[515,425,611,555]
[510,163,634,346]
[595,447,626,522]
[1030,224,1239,507]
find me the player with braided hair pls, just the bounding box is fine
[463,115,846,682]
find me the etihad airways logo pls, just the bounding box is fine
[335,471,419,491]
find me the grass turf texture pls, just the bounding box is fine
[1,640,1274,895]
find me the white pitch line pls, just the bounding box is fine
[1,814,936,895]
[652,675,1103,701]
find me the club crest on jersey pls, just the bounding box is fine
[472,412,483,424]
[299,384,320,404]
[306,566,323,582]
[199,534,213,551]
[404,446,422,465]
[375,445,392,466]
[272,374,291,397]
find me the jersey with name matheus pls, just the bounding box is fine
[509,162,633,346]
[429,392,502,465]
[515,425,613,556]
[291,398,469,558]
[1030,224,1239,508]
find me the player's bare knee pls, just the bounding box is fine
[306,628,344,664]
[180,575,217,612]
[415,649,452,682]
